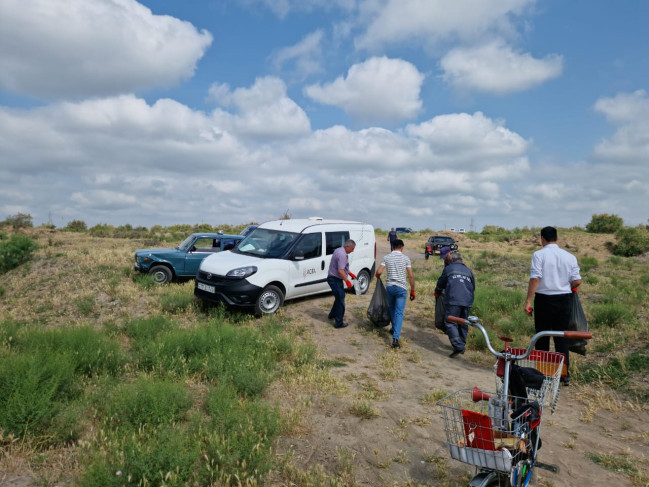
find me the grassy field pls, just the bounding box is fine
[1,227,648,486]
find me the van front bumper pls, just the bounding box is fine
[194,271,262,308]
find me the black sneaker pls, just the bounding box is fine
[449,349,464,358]
[391,338,401,349]
[334,322,349,329]
[560,376,570,386]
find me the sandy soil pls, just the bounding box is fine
[273,237,648,487]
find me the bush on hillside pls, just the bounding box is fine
[1,213,34,229]
[613,226,649,257]
[0,233,39,274]
[586,213,624,233]
[63,219,87,232]
[481,225,508,235]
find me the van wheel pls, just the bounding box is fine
[149,265,172,284]
[355,269,371,295]
[255,285,284,316]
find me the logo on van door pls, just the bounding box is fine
[303,268,316,278]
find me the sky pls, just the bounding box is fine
[1,0,648,232]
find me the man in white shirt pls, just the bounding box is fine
[525,226,581,384]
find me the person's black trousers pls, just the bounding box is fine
[534,292,572,373]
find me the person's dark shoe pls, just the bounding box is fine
[334,322,349,329]
[327,314,334,320]
[449,349,465,358]
[391,338,401,349]
[560,376,570,386]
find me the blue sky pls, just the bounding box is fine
[1,0,648,231]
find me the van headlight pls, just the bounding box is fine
[226,266,257,279]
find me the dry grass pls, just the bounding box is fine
[2,227,648,486]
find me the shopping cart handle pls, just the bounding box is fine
[564,331,593,339]
[446,315,467,325]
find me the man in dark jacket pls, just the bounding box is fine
[434,251,475,357]
[387,228,398,251]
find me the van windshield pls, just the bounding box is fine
[233,228,299,258]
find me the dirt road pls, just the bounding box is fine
[275,238,645,486]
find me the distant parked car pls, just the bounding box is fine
[395,227,413,233]
[134,233,244,284]
[424,235,458,260]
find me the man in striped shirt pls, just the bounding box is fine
[375,239,416,349]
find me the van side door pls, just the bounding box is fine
[287,232,328,297]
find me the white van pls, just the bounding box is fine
[194,218,376,315]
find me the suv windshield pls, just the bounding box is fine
[430,236,454,244]
[234,228,299,258]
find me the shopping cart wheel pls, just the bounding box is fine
[469,470,506,487]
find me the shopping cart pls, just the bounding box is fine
[436,316,592,487]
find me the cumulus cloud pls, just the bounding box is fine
[270,30,325,79]
[592,90,649,166]
[405,111,531,169]
[355,0,534,50]
[304,57,424,123]
[0,0,212,99]
[0,89,537,228]
[208,77,311,138]
[440,40,563,94]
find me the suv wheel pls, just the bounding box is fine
[149,265,172,284]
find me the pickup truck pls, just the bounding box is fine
[424,235,458,260]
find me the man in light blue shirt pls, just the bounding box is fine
[327,239,356,329]
[525,226,581,384]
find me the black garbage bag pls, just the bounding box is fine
[434,291,446,330]
[367,278,391,327]
[568,291,588,356]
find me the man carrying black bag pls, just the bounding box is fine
[374,239,415,349]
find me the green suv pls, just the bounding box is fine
[134,233,243,284]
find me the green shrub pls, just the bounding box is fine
[0,352,76,437]
[63,219,87,232]
[98,378,192,430]
[590,303,635,328]
[203,383,280,481]
[74,296,95,316]
[124,316,176,341]
[159,289,196,313]
[9,325,125,377]
[79,424,201,487]
[132,323,278,397]
[613,226,649,257]
[481,225,508,235]
[579,256,598,273]
[1,213,33,229]
[0,234,39,273]
[586,213,624,233]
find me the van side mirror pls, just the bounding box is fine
[292,250,305,261]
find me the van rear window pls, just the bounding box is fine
[326,231,350,255]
